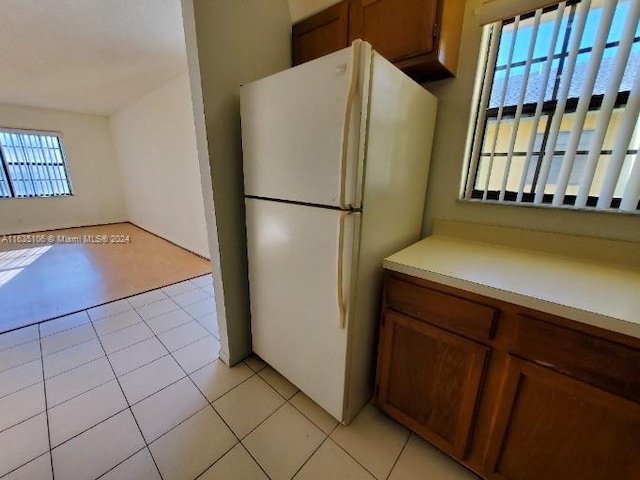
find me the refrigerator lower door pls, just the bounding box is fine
[245,198,359,421]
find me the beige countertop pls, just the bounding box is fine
[384,235,640,340]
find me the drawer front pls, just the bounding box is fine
[386,277,498,341]
[511,315,640,403]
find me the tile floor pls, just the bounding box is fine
[0,275,479,480]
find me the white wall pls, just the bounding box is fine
[110,72,209,258]
[288,0,341,22]
[423,0,640,243]
[182,0,292,364]
[0,103,126,234]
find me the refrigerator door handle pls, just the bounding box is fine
[337,210,353,329]
[338,40,362,209]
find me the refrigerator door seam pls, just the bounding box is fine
[245,194,361,212]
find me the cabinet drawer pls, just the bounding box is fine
[386,277,498,341]
[511,316,640,403]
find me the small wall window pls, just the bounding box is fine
[464,0,640,213]
[0,129,73,198]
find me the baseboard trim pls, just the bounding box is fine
[125,221,211,261]
[0,220,128,237]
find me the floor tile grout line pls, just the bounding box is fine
[140,313,221,407]
[167,331,217,357]
[111,352,172,379]
[247,371,382,480]
[49,402,130,451]
[46,345,201,418]
[40,327,100,358]
[47,368,195,452]
[290,435,331,479]
[87,320,165,480]
[0,452,51,479]
[232,398,318,478]
[322,405,402,480]
[93,445,149,480]
[137,313,257,478]
[175,304,217,324]
[329,431,385,480]
[45,375,115,411]
[385,431,411,480]
[42,347,106,381]
[0,355,42,378]
[43,350,105,382]
[209,397,274,480]
[286,395,340,437]
[191,442,247,480]
[0,374,43,402]
[42,340,173,406]
[237,376,344,480]
[0,407,45,436]
[153,317,212,347]
[41,328,175,382]
[0,333,40,354]
[38,318,92,340]
[0,329,105,377]
[37,323,55,480]
[91,307,148,337]
[134,305,183,322]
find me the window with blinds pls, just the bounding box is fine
[465,0,640,213]
[0,129,73,198]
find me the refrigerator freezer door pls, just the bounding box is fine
[241,45,363,208]
[245,198,359,421]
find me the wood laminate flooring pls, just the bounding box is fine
[0,223,211,333]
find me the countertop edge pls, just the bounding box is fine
[383,259,640,340]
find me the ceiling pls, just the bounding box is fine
[0,0,188,116]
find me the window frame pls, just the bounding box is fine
[462,0,640,213]
[0,127,74,199]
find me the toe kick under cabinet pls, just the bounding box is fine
[375,270,640,480]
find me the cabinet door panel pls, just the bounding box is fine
[292,2,350,66]
[351,0,438,62]
[377,310,489,458]
[485,358,640,480]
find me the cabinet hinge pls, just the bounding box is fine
[433,22,440,39]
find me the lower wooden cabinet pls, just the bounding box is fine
[376,271,640,480]
[377,310,488,458]
[485,358,640,480]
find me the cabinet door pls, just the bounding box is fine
[349,0,438,62]
[485,358,640,480]
[377,310,489,458]
[292,2,350,66]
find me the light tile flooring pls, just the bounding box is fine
[0,275,479,480]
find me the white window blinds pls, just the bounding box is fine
[0,129,73,198]
[465,0,640,213]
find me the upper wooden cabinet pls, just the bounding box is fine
[292,2,350,67]
[291,0,466,81]
[348,0,437,62]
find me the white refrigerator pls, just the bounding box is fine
[240,40,437,424]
